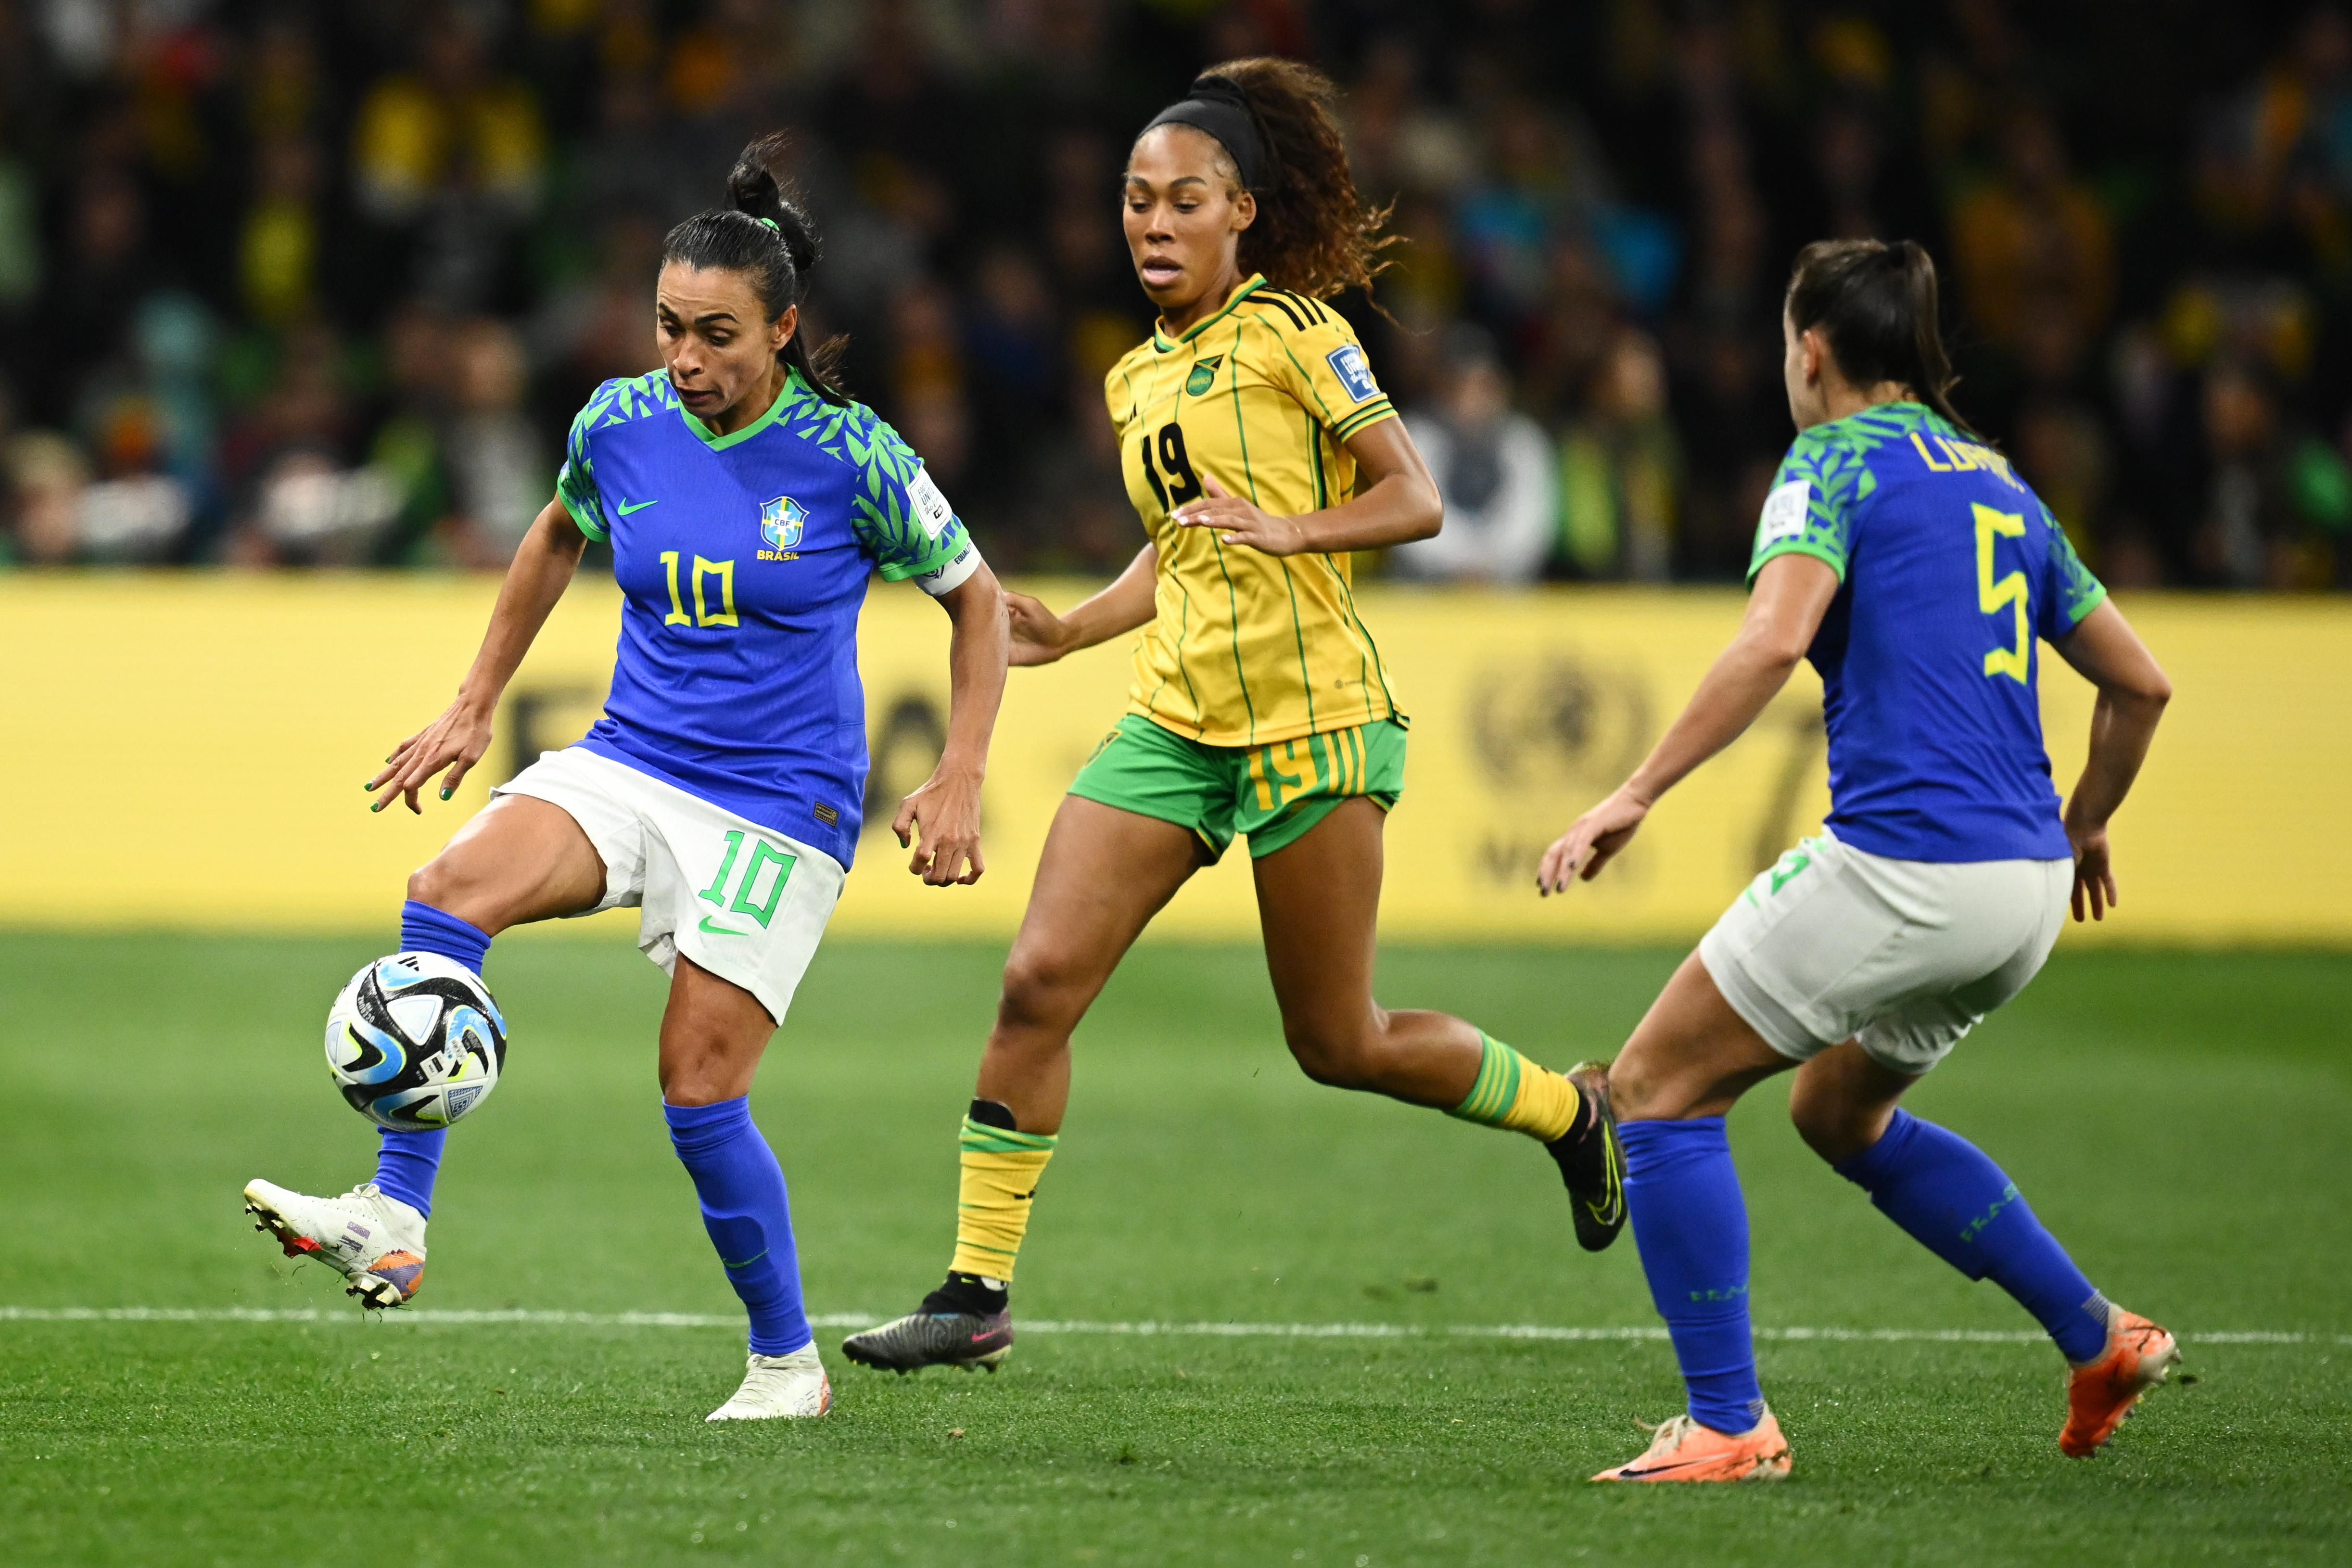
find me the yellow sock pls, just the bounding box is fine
[1447,1033,1582,1142]
[948,1116,1057,1282]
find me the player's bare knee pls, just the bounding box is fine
[406,857,462,912]
[1789,1091,1878,1165]
[657,1044,731,1108]
[997,949,1086,1034]
[1607,1054,1675,1122]
[1282,1023,1374,1089]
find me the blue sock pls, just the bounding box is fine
[664,1097,811,1356]
[399,899,491,974]
[1835,1109,2109,1363]
[1620,1117,1766,1434]
[369,901,494,1218]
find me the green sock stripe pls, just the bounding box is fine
[959,1117,1059,1154]
[1449,1034,1522,1125]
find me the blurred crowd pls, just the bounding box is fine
[1,0,2348,590]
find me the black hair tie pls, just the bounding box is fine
[1142,73,1265,190]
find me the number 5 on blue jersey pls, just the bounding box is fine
[1973,504,2029,685]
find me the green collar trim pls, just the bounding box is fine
[677,370,808,450]
[1153,274,1267,353]
[1815,399,1933,435]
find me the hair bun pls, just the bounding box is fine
[772,195,820,276]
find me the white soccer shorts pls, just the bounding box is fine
[1697,827,2072,1076]
[491,747,845,1024]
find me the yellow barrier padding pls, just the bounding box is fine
[0,577,2343,944]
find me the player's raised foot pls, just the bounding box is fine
[706,1344,832,1421]
[242,1178,427,1310]
[1546,1061,1627,1252]
[840,1274,1014,1374]
[1591,1409,1792,1483]
[2060,1304,2179,1457]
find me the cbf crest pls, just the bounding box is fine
[758,494,808,560]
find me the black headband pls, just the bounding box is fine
[1142,74,1264,190]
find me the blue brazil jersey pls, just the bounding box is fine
[555,368,975,870]
[1748,402,2107,864]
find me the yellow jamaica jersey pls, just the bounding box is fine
[1105,274,1405,748]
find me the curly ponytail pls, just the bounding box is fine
[1785,238,1972,435]
[1172,57,1397,301]
[662,132,850,406]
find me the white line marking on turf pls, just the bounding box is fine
[0,1307,2343,1346]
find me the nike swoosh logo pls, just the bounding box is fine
[618,497,659,514]
[1615,1460,1704,1479]
[698,916,744,935]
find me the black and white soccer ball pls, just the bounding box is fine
[324,954,509,1131]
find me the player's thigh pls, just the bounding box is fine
[1610,950,1797,1122]
[1248,795,1384,1027]
[999,795,1201,1018]
[657,953,778,1107]
[410,793,606,932]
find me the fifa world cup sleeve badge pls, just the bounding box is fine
[1325,344,1380,403]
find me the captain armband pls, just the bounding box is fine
[915,537,983,598]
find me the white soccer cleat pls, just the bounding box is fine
[706,1344,833,1422]
[243,1178,428,1309]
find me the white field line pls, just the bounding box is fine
[0,1306,2341,1347]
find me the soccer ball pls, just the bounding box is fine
[325,954,509,1131]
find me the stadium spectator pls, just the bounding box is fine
[1554,326,1682,581]
[1394,331,1555,585]
[0,0,2339,590]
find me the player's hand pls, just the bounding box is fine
[2066,817,2117,922]
[1005,592,1076,667]
[367,697,494,816]
[1537,784,1653,894]
[894,760,985,886]
[1172,474,1309,555]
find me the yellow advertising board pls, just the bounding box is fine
[1,576,2344,945]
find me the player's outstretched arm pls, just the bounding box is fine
[367,495,589,815]
[1538,553,1841,893]
[894,561,1009,886]
[1169,419,1440,556]
[1004,543,1160,666]
[2050,599,2172,921]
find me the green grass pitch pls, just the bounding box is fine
[1,932,2347,1566]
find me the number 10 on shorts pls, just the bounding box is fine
[698,830,797,928]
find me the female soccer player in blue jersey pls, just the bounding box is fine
[1541,240,2177,1481]
[242,137,1008,1422]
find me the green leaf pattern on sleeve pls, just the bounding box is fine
[556,390,613,542]
[2039,499,2109,637]
[1746,422,1876,584]
[838,415,968,582]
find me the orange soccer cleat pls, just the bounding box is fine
[2060,1305,2179,1457]
[1590,1408,1792,1483]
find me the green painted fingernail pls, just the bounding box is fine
[370,801,384,813]
[439,788,453,800]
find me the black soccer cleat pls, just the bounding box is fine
[1547,1060,1627,1252]
[840,1275,1015,1374]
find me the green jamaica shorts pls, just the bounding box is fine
[1067,713,1409,861]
